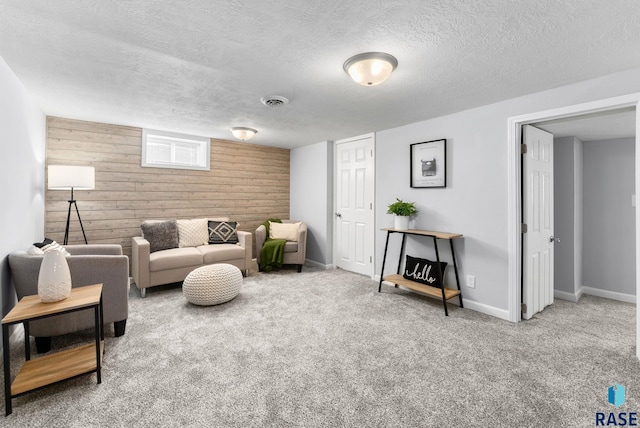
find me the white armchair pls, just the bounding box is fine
[255,220,307,272]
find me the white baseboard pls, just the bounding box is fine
[305,259,334,270]
[580,286,636,304]
[554,289,582,303]
[462,299,511,321]
[375,275,510,321]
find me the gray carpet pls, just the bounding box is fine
[1,267,638,427]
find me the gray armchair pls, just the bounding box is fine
[256,220,307,272]
[8,244,129,353]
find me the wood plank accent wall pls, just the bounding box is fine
[45,117,290,259]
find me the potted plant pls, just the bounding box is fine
[387,198,418,230]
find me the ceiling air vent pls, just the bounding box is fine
[261,95,289,107]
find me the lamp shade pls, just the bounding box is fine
[230,127,257,141]
[343,52,398,86]
[48,165,95,190]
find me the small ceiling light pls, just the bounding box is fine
[230,127,257,141]
[343,52,398,86]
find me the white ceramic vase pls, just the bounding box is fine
[38,249,72,302]
[394,215,410,230]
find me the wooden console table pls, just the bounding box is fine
[378,228,463,316]
[2,283,104,416]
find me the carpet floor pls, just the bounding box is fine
[1,266,638,427]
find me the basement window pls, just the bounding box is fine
[142,129,210,171]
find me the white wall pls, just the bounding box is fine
[574,139,583,301]
[290,141,333,267]
[554,136,580,299]
[376,108,510,315]
[582,137,636,297]
[0,56,45,320]
[375,67,640,318]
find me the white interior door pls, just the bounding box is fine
[523,125,555,319]
[335,134,374,277]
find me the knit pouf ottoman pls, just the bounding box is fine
[183,263,243,306]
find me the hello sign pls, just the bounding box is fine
[402,255,447,288]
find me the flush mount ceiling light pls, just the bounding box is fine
[230,127,257,141]
[343,52,398,86]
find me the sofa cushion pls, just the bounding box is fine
[284,241,298,253]
[269,221,301,242]
[177,219,209,247]
[142,220,179,253]
[208,220,238,244]
[149,247,203,272]
[197,244,246,265]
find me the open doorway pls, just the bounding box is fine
[506,93,640,360]
[532,108,636,307]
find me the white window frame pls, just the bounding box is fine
[142,129,210,171]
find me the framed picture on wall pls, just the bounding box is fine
[410,139,447,188]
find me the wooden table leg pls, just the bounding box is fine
[23,322,30,361]
[3,324,12,416]
[395,233,407,288]
[449,239,464,308]
[433,236,449,316]
[378,231,391,292]
[94,304,101,384]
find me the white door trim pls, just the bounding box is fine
[506,93,640,360]
[333,133,376,279]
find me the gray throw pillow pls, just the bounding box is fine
[141,220,179,253]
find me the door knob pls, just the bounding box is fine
[550,236,560,243]
[335,213,342,218]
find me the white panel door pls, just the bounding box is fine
[523,125,555,319]
[335,134,374,277]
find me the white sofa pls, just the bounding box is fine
[131,218,252,297]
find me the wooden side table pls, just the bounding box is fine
[378,228,464,316]
[2,283,104,416]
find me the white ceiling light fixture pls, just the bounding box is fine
[230,127,258,141]
[343,52,398,86]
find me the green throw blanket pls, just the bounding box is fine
[260,218,286,272]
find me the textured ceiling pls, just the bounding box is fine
[1,1,639,148]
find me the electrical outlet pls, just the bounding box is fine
[466,275,476,288]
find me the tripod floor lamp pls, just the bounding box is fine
[47,165,95,245]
